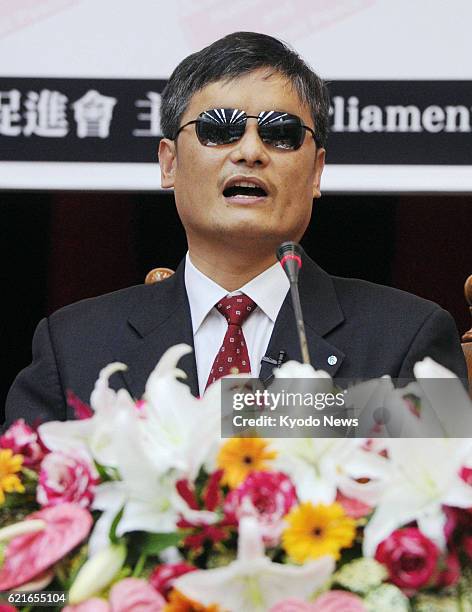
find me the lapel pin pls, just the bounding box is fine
[327,355,337,366]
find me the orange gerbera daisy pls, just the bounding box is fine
[164,589,220,611]
[217,437,277,488]
[282,501,356,563]
[0,448,24,504]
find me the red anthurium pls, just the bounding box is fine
[0,503,93,591]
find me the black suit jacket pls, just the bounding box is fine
[4,255,468,426]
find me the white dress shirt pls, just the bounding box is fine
[184,253,290,395]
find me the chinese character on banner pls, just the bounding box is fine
[133,92,161,136]
[0,89,22,136]
[72,90,117,138]
[23,90,69,137]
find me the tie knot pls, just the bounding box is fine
[216,294,256,326]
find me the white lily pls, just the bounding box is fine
[413,357,472,437]
[141,344,222,480]
[85,346,218,550]
[90,476,196,554]
[117,483,194,536]
[267,359,391,506]
[272,359,332,382]
[88,419,216,553]
[363,358,472,438]
[272,437,390,507]
[174,516,335,612]
[38,362,134,468]
[346,376,397,437]
[88,481,127,557]
[363,437,472,556]
[270,359,333,402]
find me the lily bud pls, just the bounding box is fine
[16,569,55,592]
[0,519,46,543]
[69,542,127,604]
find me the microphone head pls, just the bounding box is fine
[276,241,303,283]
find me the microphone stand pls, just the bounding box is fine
[289,280,311,365]
[277,242,311,365]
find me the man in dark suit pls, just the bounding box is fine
[4,32,467,426]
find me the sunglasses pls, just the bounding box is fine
[174,108,318,150]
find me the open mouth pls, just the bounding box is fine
[223,181,268,199]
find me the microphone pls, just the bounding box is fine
[261,350,287,368]
[277,242,311,365]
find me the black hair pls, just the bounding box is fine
[160,31,330,148]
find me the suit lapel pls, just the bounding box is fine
[260,254,345,383]
[115,261,199,399]
[114,254,344,397]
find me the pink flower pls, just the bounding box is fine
[443,506,472,554]
[435,551,461,588]
[375,527,439,593]
[269,598,314,611]
[0,605,19,612]
[312,591,367,611]
[463,534,472,560]
[149,563,197,597]
[444,506,472,539]
[64,579,167,611]
[335,491,371,519]
[64,598,110,612]
[109,578,166,611]
[443,506,460,541]
[460,466,472,486]
[0,503,93,591]
[224,471,297,546]
[64,580,166,612]
[0,418,44,467]
[37,452,98,508]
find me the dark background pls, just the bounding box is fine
[1,190,471,419]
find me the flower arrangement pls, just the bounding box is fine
[0,344,471,611]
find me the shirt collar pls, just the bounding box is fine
[184,253,289,333]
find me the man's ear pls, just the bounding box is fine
[158,138,177,188]
[312,147,326,199]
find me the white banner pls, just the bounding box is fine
[0,0,471,192]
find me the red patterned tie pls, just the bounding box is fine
[206,294,257,389]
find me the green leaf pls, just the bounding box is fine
[21,467,39,482]
[108,507,125,544]
[141,532,182,557]
[94,461,120,482]
[132,552,148,578]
